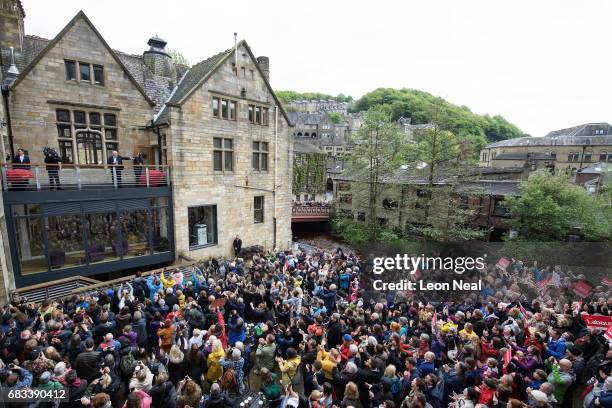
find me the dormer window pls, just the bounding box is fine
[595,129,604,135]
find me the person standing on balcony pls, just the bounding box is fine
[133,153,145,186]
[12,148,30,170]
[108,150,131,187]
[43,147,61,190]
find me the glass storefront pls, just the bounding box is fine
[10,200,172,276]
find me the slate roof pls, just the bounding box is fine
[165,47,233,105]
[486,123,612,149]
[455,180,521,196]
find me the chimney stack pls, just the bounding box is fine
[143,35,176,80]
[256,56,269,81]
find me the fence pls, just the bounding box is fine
[1,163,171,191]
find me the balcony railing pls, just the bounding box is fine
[292,203,331,217]
[1,163,170,191]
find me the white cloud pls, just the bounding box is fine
[21,0,612,136]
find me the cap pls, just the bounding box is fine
[343,334,352,342]
[530,390,547,402]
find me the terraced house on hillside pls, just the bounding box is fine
[0,1,293,295]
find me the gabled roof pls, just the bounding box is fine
[162,39,292,126]
[8,11,154,106]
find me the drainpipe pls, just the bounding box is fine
[149,120,163,166]
[273,105,278,249]
[1,86,15,159]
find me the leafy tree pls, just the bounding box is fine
[167,49,190,66]
[404,106,484,241]
[328,112,342,124]
[504,170,611,241]
[344,106,406,240]
[350,88,524,149]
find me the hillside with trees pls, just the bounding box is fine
[278,88,525,150]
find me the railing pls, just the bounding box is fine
[0,163,171,191]
[292,203,331,217]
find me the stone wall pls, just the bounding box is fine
[8,17,153,165]
[168,43,293,259]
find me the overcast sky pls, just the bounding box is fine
[21,0,611,136]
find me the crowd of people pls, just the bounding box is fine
[0,246,609,408]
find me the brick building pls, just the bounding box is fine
[0,2,293,295]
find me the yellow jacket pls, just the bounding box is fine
[160,274,176,289]
[279,356,301,385]
[207,347,225,382]
[317,349,337,380]
[177,293,186,308]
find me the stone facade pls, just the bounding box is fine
[165,43,293,258]
[6,17,153,165]
[0,5,293,293]
[478,123,612,174]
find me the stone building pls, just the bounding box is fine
[292,140,327,202]
[0,2,293,294]
[479,123,612,174]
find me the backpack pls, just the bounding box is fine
[120,351,137,378]
[339,273,350,290]
[390,377,402,399]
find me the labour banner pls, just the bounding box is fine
[581,314,612,330]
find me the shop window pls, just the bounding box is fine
[188,205,217,249]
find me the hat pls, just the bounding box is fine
[166,288,174,295]
[343,334,352,342]
[40,371,51,383]
[530,390,547,403]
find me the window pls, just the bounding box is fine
[221,99,228,119]
[213,137,233,171]
[248,104,269,125]
[378,217,388,227]
[357,212,366,222]
[568,152,580,162]
[241,67,246,77]
[254,196,264,223]
[212,97,220,118]
[583,152,592,162]
[229,101,236,120]
[58,140,74,164]
[250,69,254,79]
[550,151,557,160]
[55,108,118,164]
[252,141,269,171]
[93,65,104,85]
[598,152,612,163]
[65,60,76,80]
[79,62,91,82]
[213,97,237,121]
[188,205,217,248]
[595,129,605,135]
[383,198,398,209]
[492,199,510,217]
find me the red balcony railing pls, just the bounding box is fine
[292,203,331,220]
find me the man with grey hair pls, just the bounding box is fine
[546,358,574,406]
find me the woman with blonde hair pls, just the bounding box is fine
[167,344,186,385]
[341,381,362,408]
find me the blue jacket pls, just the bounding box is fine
[417,360,435,377]
[546,338,566,359]
[146,276,163,301]
[320,290,337,312]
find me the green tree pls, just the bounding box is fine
[504,170,611,241]
[328,112,342,124]
[404,109,483,241]
[167,49,190,66]
[345,106,405,240]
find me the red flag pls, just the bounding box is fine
[538,276,551,296]
[502,347,512,374]
[519,303,528,319]
[283,259,289,272]
[496,257,510,272]
[573,281,593,298]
